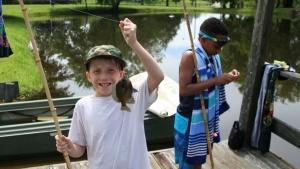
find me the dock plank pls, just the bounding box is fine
[149,153,162,169]
[152,151,178,169]
[26,140,296,169]
[211,141,253,169]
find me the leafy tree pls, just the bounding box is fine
[210,0,239,8]
[97,0,121,12]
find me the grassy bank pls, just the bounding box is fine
[3,2,296,20]
[1,16,42,97]
[0,3,297,98]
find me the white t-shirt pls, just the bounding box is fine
[68,79,157,169]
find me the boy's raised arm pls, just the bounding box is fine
[119,18,164,93]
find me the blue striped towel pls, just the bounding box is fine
[186,41,229,165]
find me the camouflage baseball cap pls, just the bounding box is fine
[84,45,126,69]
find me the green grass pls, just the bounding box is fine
[0,3,298,97]
[1,16,42,95]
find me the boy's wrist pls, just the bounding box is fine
[128,40,139,49]
[213,77,218,85]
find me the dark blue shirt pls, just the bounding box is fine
[176,72,197,118]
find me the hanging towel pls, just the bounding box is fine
[251,63,284,153]
[186,40,229,165]
[0,0,13,58]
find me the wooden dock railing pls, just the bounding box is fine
[239,0,300,152]
[272,71,300,149]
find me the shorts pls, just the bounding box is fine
[174,113,194,169]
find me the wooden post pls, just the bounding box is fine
[239,0,275,147]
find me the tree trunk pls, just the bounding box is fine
[239,0,243,8]
[84,0,88,12]
[111,1,120,12]
[276,0,280,8]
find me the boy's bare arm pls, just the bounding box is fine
[119,18,164,93]
[179,51,240,97]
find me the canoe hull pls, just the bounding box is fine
[0,113,174,160]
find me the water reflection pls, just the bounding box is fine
[29,13,300,103]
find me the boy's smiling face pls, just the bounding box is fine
[86,58,124,97]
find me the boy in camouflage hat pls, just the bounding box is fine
[55,18,164,169]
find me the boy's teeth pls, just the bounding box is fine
[100,83,110,86]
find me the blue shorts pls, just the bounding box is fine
[174,129,194,169]
[174,113,195,169]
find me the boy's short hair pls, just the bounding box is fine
[84,45,126,71]
[200,17,229,37]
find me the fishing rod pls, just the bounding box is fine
[18,0,72,168]
[181,1,214,169]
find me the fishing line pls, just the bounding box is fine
[46,1,128,64]
[49,1,120,23]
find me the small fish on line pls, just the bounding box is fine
[112,76,138,112]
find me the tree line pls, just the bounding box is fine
[4,0,299,9]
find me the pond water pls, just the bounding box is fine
[24,13,300,167]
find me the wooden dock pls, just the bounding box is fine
[26,140,296,169]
